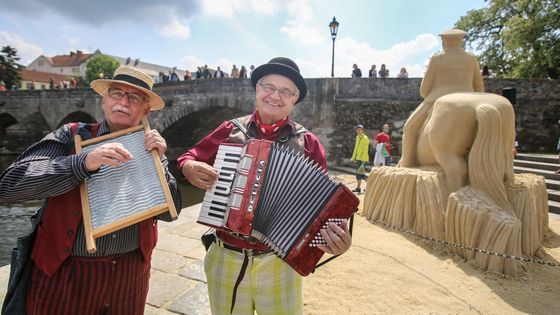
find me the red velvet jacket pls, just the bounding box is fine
[30,122,158,277]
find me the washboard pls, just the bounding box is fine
[74,117,177,252]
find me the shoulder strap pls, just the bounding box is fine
[230,118,255,139]
[277,126,308,144]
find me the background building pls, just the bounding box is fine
[19,69,71,90]
[26,50,185,83]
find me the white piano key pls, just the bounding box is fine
[216,145,243,153]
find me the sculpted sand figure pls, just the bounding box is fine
[364,29,547,276]
[400,29,484,168]
[399,29,515,209]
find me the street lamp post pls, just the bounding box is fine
[329,16,339,78]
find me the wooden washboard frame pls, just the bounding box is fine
[74,117,177,252]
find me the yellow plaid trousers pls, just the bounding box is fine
[204,241,303,314]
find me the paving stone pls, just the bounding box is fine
[165,221,207,240]
[178,205,202,220]
[156,233,200,256]
[148,270,196,308]
[0,264,8,303]
[184,244,207,260]
[151,249,188,273]
[144,304,178,315]
[178,260,206,283]
[168,282,211,315]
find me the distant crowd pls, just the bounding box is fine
[351,64,409,79]
[158,64,255,83]
[350,63,497,79]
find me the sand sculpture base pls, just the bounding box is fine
[362,167,549,276]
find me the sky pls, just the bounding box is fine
[0,0,488,78]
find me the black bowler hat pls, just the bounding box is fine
[250,57,307,104]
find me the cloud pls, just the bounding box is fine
[299,33,439,78]
[280,0,324,46]
[0,31,43,64]
[280,22,325,46]
[2,1,199,40]
[335,33,439,78]
[202,0,278,17]
[179,55,206,71]
[285,0,314,22]
[2,1,200,25]
[157,15,191,40]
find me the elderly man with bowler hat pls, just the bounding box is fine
[178,57,352,314]
[0,66,181,315]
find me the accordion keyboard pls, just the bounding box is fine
[199,144,243,227]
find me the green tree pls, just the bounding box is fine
[0,46,21,89]
[456,0,560,79]
[85,55,120,83]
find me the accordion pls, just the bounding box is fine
[198,139,359,276]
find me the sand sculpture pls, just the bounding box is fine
[362,29,549,275]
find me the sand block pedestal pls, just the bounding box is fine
[363,166,447,240]
[363,167,549,276]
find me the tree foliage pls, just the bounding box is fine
[85,55,120,83]
[456,0,560,79]
[0,46,21,89]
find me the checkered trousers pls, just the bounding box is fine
[204,242,303,315]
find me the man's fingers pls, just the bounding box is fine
[144,130,167,156]
[85,143,133,171]
[181,160,219,190]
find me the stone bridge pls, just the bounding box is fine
[0,78,558,164]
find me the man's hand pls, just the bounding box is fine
[181,160,219,190]
[144,129,167,158]
[84,143,133,172]
[317,219,352,256]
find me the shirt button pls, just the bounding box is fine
[73,210,80,216]
[111,234,117,239]
[64,247,71,253]
[67,230,73,236]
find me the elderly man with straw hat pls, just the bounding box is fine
[0,66,181,315]
[178,57,352,314]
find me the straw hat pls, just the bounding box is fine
[250,57,307,104]
[91,66,164,110]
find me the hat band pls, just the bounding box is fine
[112,74,151,90]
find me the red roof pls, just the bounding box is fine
[49,51,92,67]
[20,69,71,83]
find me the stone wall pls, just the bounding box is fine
[0,78,558,163]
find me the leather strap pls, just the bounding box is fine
[230,253,249,314]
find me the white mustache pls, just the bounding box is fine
[112,105,130,114]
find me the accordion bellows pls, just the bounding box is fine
[198,139,359,276]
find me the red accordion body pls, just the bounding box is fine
[198,139,359,276]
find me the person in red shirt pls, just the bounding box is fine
[178,57,352,314]
[372,123,392,165]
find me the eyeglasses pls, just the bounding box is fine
[107,88,146,105]
[257,82,298,99]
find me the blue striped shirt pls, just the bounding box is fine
[0,120,181,256]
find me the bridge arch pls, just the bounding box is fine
[4,112,51,152]
[0,113,17,138]
[0,113,18,151]
[56,111,98,128]
[161,106,251,160]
